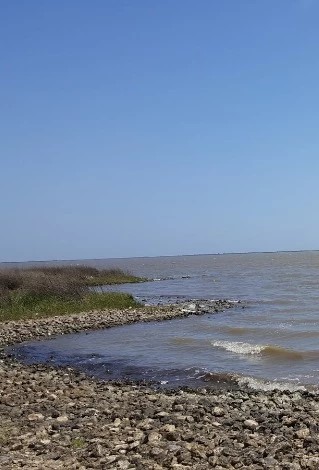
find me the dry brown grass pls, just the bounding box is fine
[0,268,84,300]
[0,265,144,321]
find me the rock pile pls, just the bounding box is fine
[1,303,318,469]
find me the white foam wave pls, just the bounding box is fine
[211,340,265,355]
[237,376,306,392]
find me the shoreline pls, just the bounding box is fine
[1,304,319,469]
[0,300,233,349]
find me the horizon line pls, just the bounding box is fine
[1,248,319,265]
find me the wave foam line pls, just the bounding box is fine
[211,341,304,360]
[236,375,307,392]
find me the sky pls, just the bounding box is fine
[1,0,319,262]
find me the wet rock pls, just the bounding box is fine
[181,303,197,313]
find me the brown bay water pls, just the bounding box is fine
[6,251,319,391]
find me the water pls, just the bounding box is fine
[6,251,319,391]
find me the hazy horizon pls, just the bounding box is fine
[2,248,319,266]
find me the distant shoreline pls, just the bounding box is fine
[1,248,318,265]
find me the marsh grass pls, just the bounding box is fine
[0,265,143,321]
[85,267,146,285]
[8,265,146,285]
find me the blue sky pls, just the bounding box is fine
[1,0,319,262]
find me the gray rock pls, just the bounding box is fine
[148,432,162,444]
[295,427,310,439]
[244,419,259,430]
[27,413,45,421]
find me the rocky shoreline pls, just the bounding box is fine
[1,302,319,469]
[0,300,234,348]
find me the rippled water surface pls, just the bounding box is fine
[7,251,319,390]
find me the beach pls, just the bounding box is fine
[1,305,319,469]
[3,0,318,466]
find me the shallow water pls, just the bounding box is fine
[6,251,319,391]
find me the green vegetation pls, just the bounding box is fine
[71,437,87,449]
[83,267,146,286]
[0,265,146,286]
[0,265,144,322]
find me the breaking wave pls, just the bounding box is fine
[198,370,308,392]
[236,375,307,392]
[211,341,304,360]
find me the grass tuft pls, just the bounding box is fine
[71,437,86,449]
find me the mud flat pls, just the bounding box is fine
[1,302,319,469]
